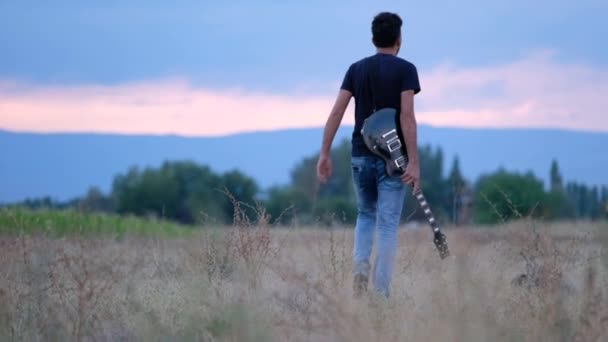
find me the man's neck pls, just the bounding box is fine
[376,47,398,56]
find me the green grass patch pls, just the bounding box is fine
[0,207,193,237]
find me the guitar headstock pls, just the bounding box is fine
[414,189,450,260]
[433,231,450,259]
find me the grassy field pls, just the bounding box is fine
[0,208,190,237]
[0,208,606,341]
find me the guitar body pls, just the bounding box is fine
[361,108,450,259]
[361,108,407,177]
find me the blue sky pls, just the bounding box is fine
[2,1,606,87]
[1,0,607,135]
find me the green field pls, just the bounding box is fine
[0,209,606,341]
[0,208,191,237]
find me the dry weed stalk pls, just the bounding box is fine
[2,201,607,341]
[185,228,236,302]
[0,234,58,340]
[315,226,350,289]
[270,264,373,342]
[573,265,608,342]
[485,187,574,293]
[223,189,279,289]
[480,188,587,340]
[48,236,143,341]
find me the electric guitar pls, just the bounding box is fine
[361,108,450,259]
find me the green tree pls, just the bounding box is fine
[77,187,113,212]
[545,160,573,219]
[565,182,580,217]
[264,186,312,225]
[577,184,590,218]
[12,196,71,210]
[589,186,601,220]
[402,145,448,222]
[290,139,354,204]
[313,197,357,226]
[112,165,181,219]
[111,161,259,224]
[319,140,355,200]
[446,156,466,224]
[473,169,546,224]
[601,186,608,219]
[220,169,260,223]
[288,139,355,224]
[290,154,319,207]
[164,161,222,223]
[287,142,458,225]
[549,159,563,192]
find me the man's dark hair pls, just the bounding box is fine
[371,12,402,48]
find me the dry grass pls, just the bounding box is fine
[0,215,607,341]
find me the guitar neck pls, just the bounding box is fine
[413,190,440,233]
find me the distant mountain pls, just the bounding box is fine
[1,126,607,203]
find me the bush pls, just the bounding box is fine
[474,169,546,224]
[313,197,357,226]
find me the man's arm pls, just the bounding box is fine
[399,90,420,192]
[320,89,351,156]
[317,89,352,183]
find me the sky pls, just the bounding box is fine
[1,0,607,136]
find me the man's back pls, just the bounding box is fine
[316,11,422,298]
[341,53,421,156]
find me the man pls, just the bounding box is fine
[316,12,421,298]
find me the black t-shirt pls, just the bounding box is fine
[340,53,421,156]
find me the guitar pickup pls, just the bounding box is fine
[386,137,402,152]
[394,156,406,168]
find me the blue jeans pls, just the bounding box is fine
[351,156,406,297]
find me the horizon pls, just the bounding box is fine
[2,124,607,204]
[3,122,608,139]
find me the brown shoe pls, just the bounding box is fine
[353,274,368,298]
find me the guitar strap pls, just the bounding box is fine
[366,56,380,113]
[366,56,406,167]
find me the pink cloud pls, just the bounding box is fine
[1,52,607,136]
[418,51,608,130]
[0,80,347,136]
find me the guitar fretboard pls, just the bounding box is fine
[414,190,439,232]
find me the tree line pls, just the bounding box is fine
[8,139,608,226]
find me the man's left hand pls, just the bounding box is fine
[316,155,333,183]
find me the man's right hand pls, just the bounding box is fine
[316,154,332,183]
[401,161,420,193]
